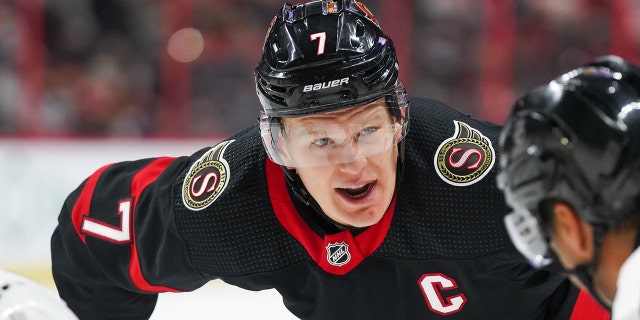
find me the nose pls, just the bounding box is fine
[338,154,368,173]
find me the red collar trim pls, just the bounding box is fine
[266,159,395,275]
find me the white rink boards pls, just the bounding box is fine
[151,281,297,319]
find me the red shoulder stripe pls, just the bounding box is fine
[71,164,113,244]
[128,157,181,292]
[265,159,324,256]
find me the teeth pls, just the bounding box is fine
[339,183,372,199]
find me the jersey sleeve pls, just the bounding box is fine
[51,155,209,319]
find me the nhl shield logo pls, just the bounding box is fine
[326,242,351,267]
[434,121,495,186]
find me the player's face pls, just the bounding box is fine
[285,99,398,228]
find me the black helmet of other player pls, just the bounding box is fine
[497,55,640,269]
[256,0,408,168]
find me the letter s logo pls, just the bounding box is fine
[448,147,483,169]
[418,273,467,315]
[190,172,218,197]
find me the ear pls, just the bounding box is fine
[551,202,594,266]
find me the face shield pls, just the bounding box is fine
[260,88,408,168]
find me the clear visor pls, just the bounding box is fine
[504,209,553,268]
[260,101,407,168]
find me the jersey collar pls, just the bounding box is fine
[266,159,395,275]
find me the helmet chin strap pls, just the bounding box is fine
[398,139,406,183]
[282,166,355,231]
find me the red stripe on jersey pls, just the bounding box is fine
[569,289,610,320]
[128,157,182,293]
[266,159,395,275]
[71,164,113,244]
[266,159,324,251]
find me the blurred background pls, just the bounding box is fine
[3,0,640,138]
[1,0,639,318]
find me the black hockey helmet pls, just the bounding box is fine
[497,55,640,268]
[255,0,405,116]
[255,0,408,168]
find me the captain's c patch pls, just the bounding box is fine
[182,140,233,211]
[434,121,495,186]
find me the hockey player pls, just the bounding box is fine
[497,55,640,319]
[0,269,78,319]
[51,0,606,319]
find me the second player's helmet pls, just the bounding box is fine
[256,0,408,168]
[497,55,640,268]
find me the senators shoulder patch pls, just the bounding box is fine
[182,140,234,211]
[434,121,495,186]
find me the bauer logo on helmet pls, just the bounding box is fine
[302,77,350,93]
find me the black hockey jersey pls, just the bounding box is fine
[51,97,606,319]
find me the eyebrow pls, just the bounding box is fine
[288,99,387,126]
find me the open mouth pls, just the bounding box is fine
[337,182,375,199]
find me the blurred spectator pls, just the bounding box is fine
[1,0,639,137]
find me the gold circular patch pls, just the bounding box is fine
[182,140,233,211]
[434,121,495,186]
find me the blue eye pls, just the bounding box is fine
[361,126,378,135]
[312,138,330,147]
